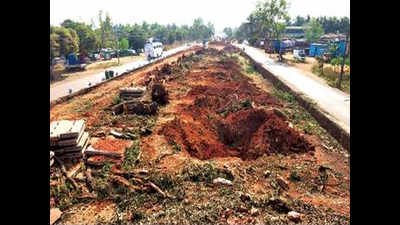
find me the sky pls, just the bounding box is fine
[50,0,350,33]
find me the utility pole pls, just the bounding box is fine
[337,33,349,89]
[117,40,120,65]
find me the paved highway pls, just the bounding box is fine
[237,44,350,133]
[50,44,194,101]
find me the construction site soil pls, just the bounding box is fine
[50,45,350,225]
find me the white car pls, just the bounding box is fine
[144,42,163,60]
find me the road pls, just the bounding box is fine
[237,44,350,133]
[50,44,194,101]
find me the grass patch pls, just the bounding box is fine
[272,88,296,105]
[181,162,234,183]
[72,100,94,113]
[246,64,256,74]
[312,64,350,94]
[112,96,121,105]
[219,99,252,118]
[122,140,141,170]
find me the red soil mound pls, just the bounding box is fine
[157,48,314,160]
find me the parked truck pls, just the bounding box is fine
[65,53,87,71]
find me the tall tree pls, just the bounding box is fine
[97,10,114,49]
[61,19,97,54]
[223,27,233,40]
[305,19,324,43]
[128,24,146,51]
[51,26,79,58]
[120,38,129,50]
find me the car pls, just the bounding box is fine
[127,49,138,56]
[51,57,65,65]
[293,49,306,62]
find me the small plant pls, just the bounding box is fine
[100,161,113,177]
[289,171,302,182]
[272,88,295,105]
[131,210,145,221]
[113,96,121,105]
[182,162,234,184]
[171,141,181,152]
[246,64,256,74]
[122,140,141,170]
[230,55,239,61]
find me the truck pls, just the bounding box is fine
[65,53,87,71]
[144,41,163,61]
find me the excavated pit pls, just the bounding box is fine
[158,47,315,160]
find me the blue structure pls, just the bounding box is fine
[271,40,287,53]
[309,40,346,57]
[67,53,79,65]
[309,43,327,57]
[333,40,346,57]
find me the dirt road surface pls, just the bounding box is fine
[237,44,350,134]
[50,44,194,101]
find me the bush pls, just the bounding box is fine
[112,96,121,105]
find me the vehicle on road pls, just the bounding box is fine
[51,57,65,66]
[65,53,87,71]
[144,41,163,60]
[202,39,208,48]
[293,49,306,62]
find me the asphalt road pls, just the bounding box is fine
[50,44,194,101]
[237,44,350,133]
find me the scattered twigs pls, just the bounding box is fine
[54,156,79,190]
[146,182,175,199]
[109,174,145,192]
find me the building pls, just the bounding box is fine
[284,26,306,39]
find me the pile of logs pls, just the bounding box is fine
[50,120,89,160]
[113,100,158,115]
[119,87,146,101]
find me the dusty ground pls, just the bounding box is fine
[50,45,349,225]
[262,48,351,94]
[51,43,185,87]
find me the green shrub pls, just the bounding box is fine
[122,140,141,170]
[112,96,121,105]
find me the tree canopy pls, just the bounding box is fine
[50,12,215,60]
[305,19,324,43]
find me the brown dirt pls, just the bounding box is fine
[50,45,349,224]
[157,48,313,161]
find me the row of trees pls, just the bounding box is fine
[50,11,215,59]
[223,0,349,44]
[289,15,350,34]
[224,0,290,46]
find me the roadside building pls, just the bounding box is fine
[284,26,306,39]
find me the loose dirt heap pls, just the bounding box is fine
[222,44,241,54]
[159,48,314,160]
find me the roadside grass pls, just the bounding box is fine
[70,100,94,113]
[312,64,350,94]
[234,52,345,151]
[271,87,344,150]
